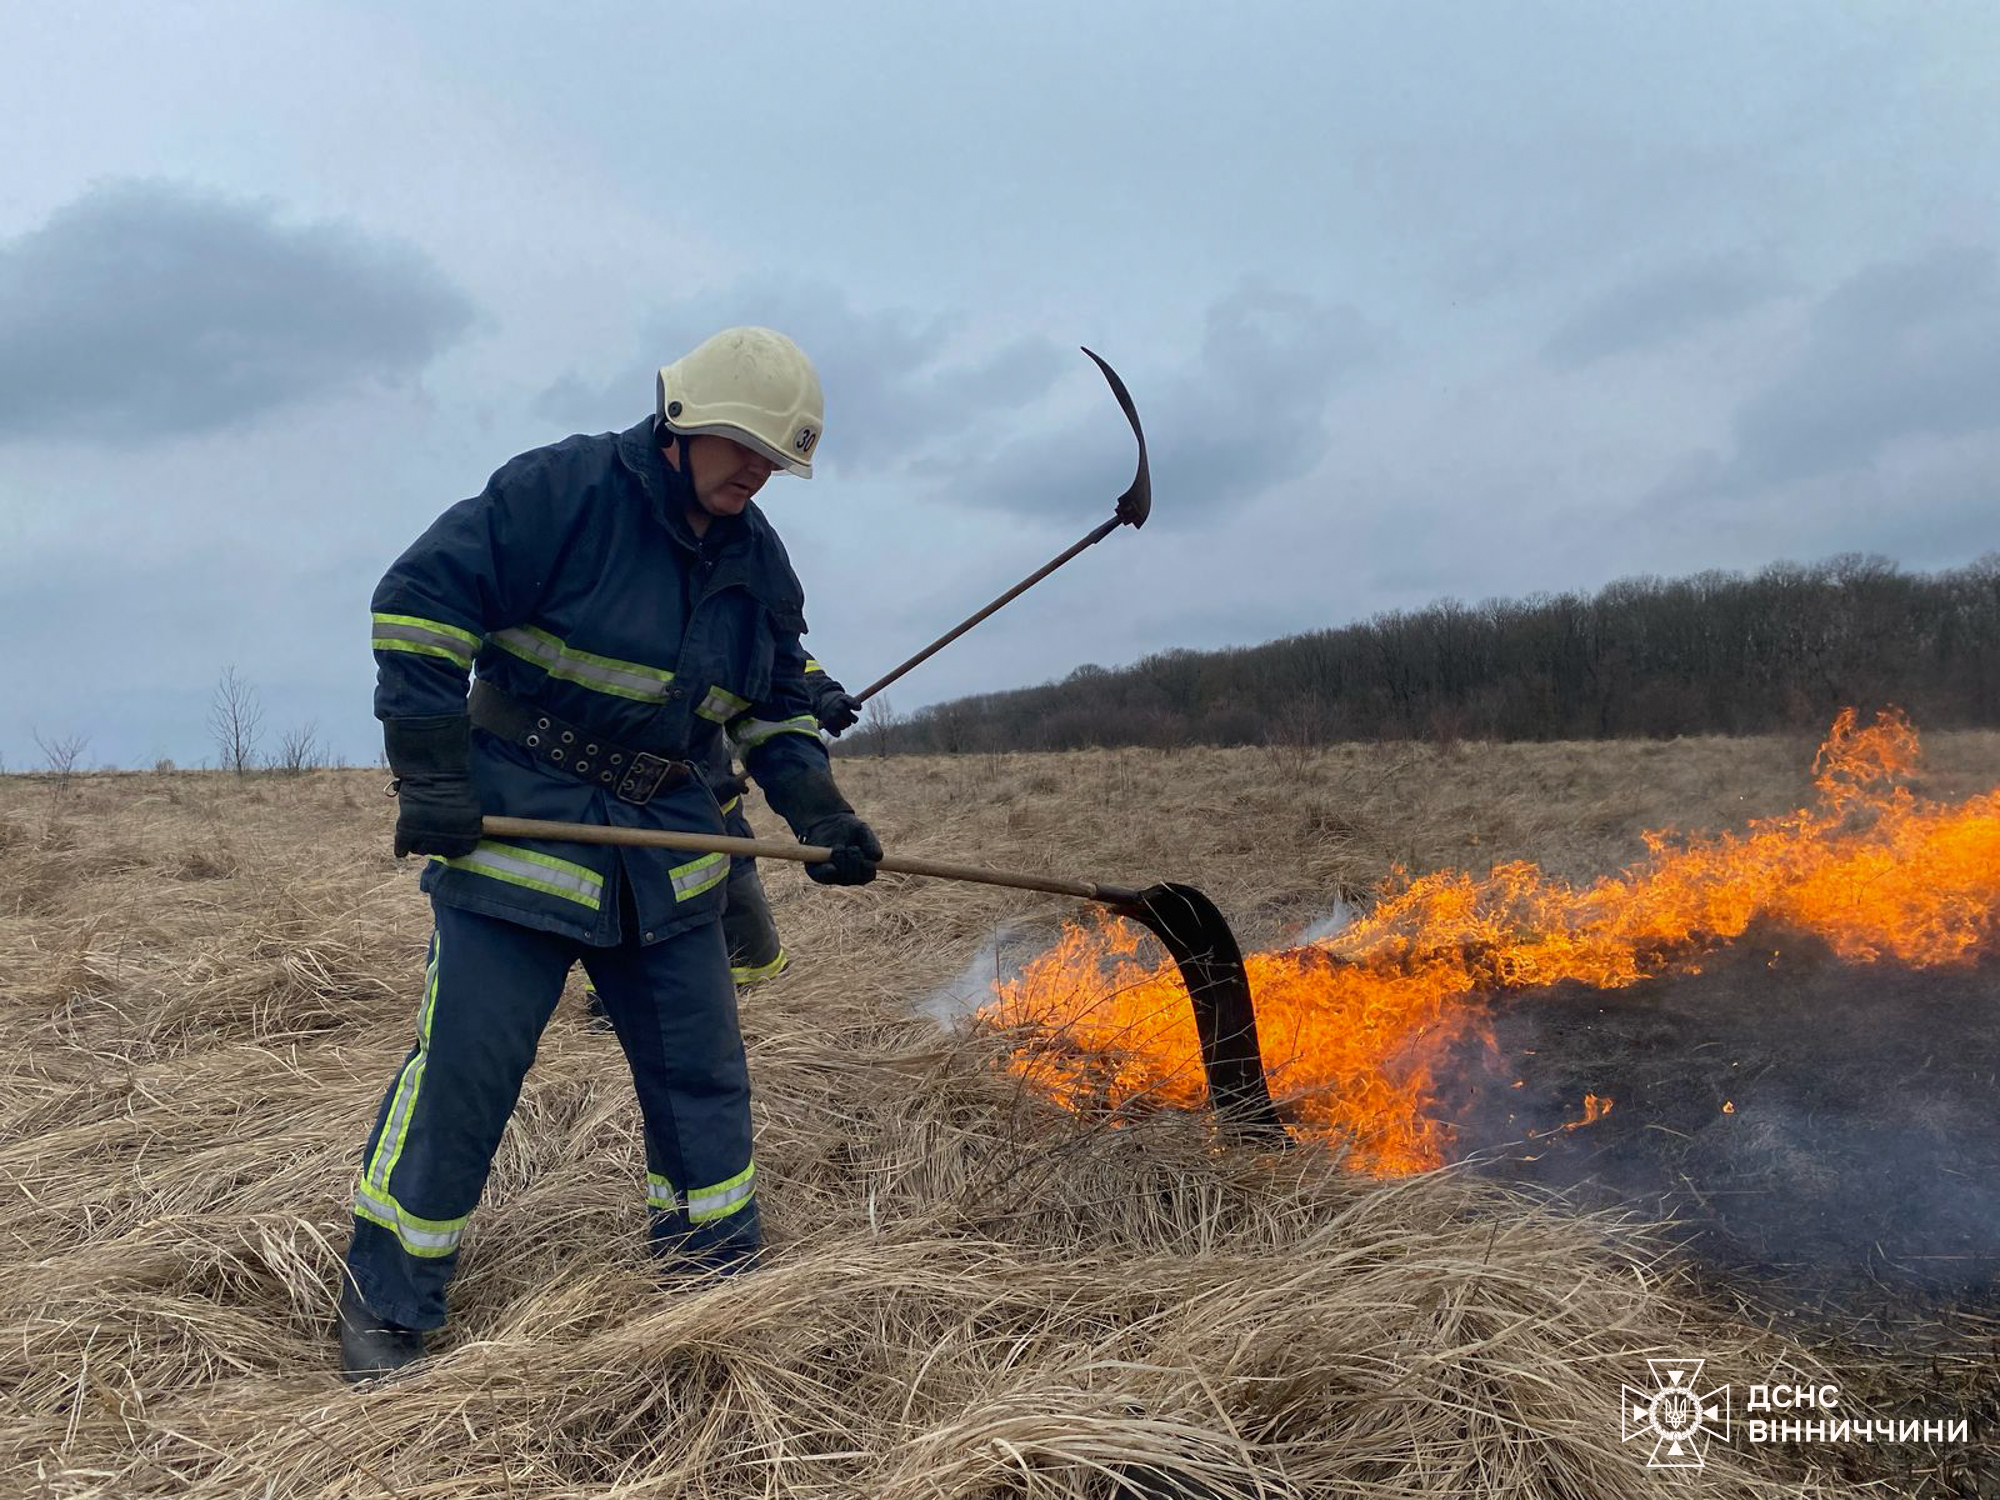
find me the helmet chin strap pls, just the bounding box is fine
[654,417,697,491]
[656,419,737,539]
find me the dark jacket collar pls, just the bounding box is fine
[616,416,703,549]
[615,417,797,606]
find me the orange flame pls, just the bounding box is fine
[983,710,2000,1175]
[1570,1093,1614,1129]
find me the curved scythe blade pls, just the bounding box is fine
[1081,346,1152,529]
[1104,881,1289,1141]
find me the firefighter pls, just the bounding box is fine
[340,327,881,1381]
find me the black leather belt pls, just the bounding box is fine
[468,680,693,805]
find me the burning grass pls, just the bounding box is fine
[3,733,1994,1495]
[988,712,2000,1177]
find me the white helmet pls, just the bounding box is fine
[657,326,824,478]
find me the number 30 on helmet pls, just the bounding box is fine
[657,326,825,479]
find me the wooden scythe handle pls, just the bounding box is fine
[480,816,1141,905]
[854,516,1121,704]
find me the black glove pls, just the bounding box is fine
[807,670,862,736]
[800,811,883,886]
[384,715,484,859]
[759,763,881,886]
[814,692,864,737]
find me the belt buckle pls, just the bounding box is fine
[617,752,674,805]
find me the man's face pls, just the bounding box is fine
[685,434,777,518]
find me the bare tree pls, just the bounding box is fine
[32,729,89,797]
[929,700,975,756]
[1264,692,1330,784]
[274,720,325,775]
[866,693,900,758]
[209,666,264,777]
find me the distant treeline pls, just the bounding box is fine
[841,554,2000,754]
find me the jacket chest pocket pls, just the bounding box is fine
[692,593,788,723]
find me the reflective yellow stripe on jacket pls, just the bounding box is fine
[491,625,675,703]
[430,841,605,910]
[372,613,479,669]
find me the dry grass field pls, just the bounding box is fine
[3,730,1996,1497]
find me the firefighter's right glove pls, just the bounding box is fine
[760,763,882,886]
[383,715,484,860]
[800,811,883,886]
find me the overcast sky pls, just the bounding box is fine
[3,1,1996,769]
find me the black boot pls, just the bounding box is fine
[338,1279,427,1383]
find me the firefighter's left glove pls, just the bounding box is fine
[383,715,484,860]
[760,763,881,886]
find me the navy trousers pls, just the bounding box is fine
[345,897,759,1331]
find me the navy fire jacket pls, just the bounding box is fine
[371,417,829,945]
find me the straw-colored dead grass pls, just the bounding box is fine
[6,735,1992,1496]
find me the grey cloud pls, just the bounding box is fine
[1543,256,1786,366]
[1725,245,2000,488]
[0,180,475,444]
[943,281,1383,527]
[533,283,1068,473]
[1649,427,2000,577]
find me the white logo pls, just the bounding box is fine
[1622,1359,1731,1469]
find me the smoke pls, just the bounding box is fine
[921,920,1058,1023]
[1297,900,1356,946]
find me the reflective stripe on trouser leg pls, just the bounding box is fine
[721,858,785,985]
[580,914,760,1264]
[344,900,575,1330]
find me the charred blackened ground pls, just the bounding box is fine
[1440,928,2000,1318]
[1434,934,2000,1496]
